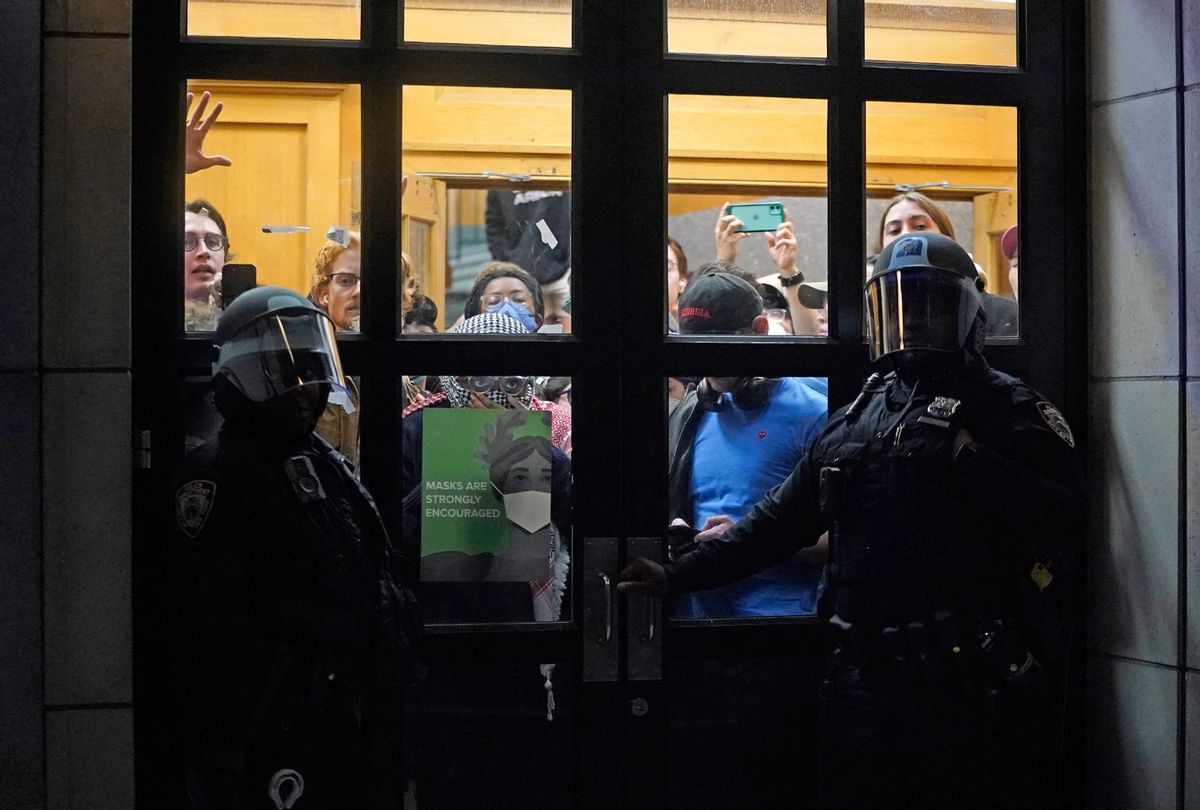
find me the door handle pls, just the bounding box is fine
[626,537,663,681]
[583,538,618,682]
[597,572,613,643]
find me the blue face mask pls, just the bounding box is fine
[486,300,539,333]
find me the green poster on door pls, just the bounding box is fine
[420,408,553,582]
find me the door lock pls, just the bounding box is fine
[630,697,649,717]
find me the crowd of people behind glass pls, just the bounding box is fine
[176,87,1027,806]
[182,87,1020,576]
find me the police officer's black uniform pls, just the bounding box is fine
[630,233,1085,809]
[168,288,420,809]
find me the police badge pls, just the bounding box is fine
[1036,401,1075,447]
[926,396,961,419]
[176,479,217,539]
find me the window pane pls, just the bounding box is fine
[665,375,829,619]
[404,0,571,48]
[183,81,362,333]
[865,0,1016,67]
[865,101,1018,338]
[668,0,827,59]
[399,374,574,624]
[667,95,828,337]
[187,0,360,39]
[402,86,572,335]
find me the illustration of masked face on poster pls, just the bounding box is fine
[490,444,553,533]
[420,409,555,583]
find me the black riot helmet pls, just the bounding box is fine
[213,286,347,403]
[864,231,984,363]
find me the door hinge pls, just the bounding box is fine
[136,429,152,470]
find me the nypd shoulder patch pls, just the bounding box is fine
[176,479,217,539]
[1036,401,1075,448]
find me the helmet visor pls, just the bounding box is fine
[864,269,979,362]
[215,311,347,402]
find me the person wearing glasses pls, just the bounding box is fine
[485,188,571,331]
[309,233,363,469]
[757,280,795,335]
[183,199,230,331]
[456,261,546,333]
[311,232,362,331]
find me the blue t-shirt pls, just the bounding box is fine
[673,377,828,619]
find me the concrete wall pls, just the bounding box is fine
[0,0,45,804]
[1086,0,1197,806]
[0,0,136,808]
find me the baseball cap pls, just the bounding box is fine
[1000,225,1019,261]
[677,271,763,334]
[798,281,828,310]
[756,282,788,312]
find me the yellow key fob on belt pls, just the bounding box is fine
[1030,562,1053,591]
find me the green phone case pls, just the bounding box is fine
[726,201,785,233]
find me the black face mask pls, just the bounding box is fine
[215,375,330,440]
[889,315,986,384]
[259,385,330,439]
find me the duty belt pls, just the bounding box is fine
[829,611,1029,687]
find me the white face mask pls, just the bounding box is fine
[497,488,552,534]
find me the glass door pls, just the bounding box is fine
[132,0,1083,806]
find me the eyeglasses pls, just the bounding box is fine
[330,272,361,290]
[455,376,532,396]
[481,291,531,308]
[183,233,228,252]
[764,308,789,322]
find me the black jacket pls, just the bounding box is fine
[485,189,571,285]
[168,425,419,808]
[666,388,704,525]
[665,358,1085,639]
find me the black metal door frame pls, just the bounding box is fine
[132,0,1088,805]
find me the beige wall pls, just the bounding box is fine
[1086,0,1199,806]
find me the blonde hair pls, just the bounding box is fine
[400,250,417,314]
[309,234,420,314]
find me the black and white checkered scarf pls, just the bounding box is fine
[439,313,536,408]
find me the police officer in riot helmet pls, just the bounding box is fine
[620,232,1084,809]
[168,287,421,809]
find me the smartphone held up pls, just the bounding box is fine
[725,201,785,233]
